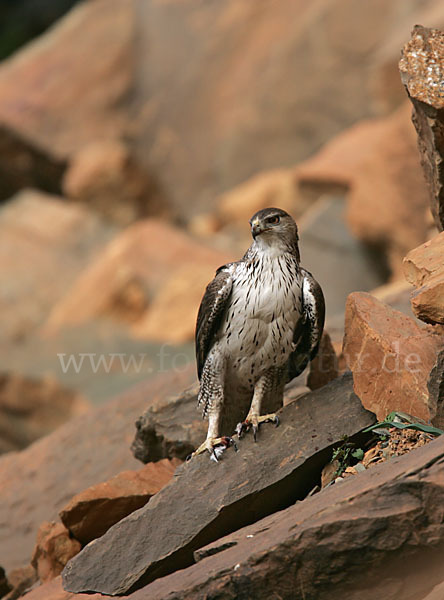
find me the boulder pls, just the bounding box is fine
[306,331,339,391]
[59,458,181,545]
[62,140,168,226]
[295,103,430,279]
[3,566,37,600]
[400,25,444,231]
[0,0,133,162]
[62,373,375,595]
[131,383,205,464]
[404,232,444,325]
[343,292,444,424]
[44,219,232,340]
[0,189,115,342]
[31,522,81,584]
[0,566,11,598]
[123,436,444,600]
[0,367,194,573]
[0,372,88,455]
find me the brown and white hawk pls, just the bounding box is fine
[191,207,325,461]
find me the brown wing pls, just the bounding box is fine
[195,264,234,380]
[287,268,325,381]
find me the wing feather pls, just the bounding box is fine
[195,264,234,380]
[287,268,325,381]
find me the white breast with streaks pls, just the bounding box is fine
[217,251,303,389]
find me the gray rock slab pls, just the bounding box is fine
[62,372,375,595]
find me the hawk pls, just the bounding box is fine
[191,207,325,461]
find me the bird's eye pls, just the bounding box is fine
[267,215,280,225]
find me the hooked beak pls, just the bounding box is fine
[251,218,263,238]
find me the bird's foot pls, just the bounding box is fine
[186,436,238,463]
[235,413,280,442]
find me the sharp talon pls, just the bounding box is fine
[253,424,258,442]
[274,415,280,427]
[210,449,219,463]
[186,453,193,462]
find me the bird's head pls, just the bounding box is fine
[249,207,299,257]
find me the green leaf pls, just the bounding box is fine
[351,448,364,460]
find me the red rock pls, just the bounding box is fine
[31,522,81,584]
[404,232,444,325]
[43,219,232,341]
[306,331,339,391]
[343,292,444,424]
[0,366,194,573]
[0,189,115,342]
[62,140,167,226]
[0,372,89,455]
[59,458,181,544]
[400,25,444,231]
[404,232,444,288]
[0,0,133,161]
[296,103,430,279]
[3,566,37,600]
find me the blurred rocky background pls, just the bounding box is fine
[1,2,444,599]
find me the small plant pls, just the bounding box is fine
[363,411,444,437]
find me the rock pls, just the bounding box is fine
[44,219,231,340]
[0,372,89,455]
[131,384,205,464]
[213,168,307,235]
[404,232,444,325]
[306,331,339,391]
[404,231,444,288]
[343,292,444,425]
[296,103,430,279]
[298,195,387,317]
[59,458,181,545]
[428,347,444,427]
[131,436,444,600]
[0,0,133,162]
[400,25,444,231]
[0,189,115,342]
[0,126,64,202]
[31,522,81,584]
[0,1,81,61]
[62,140,168,226]
[0,566,11,598]
[0,367,194,573]
[131,0,444,217]
[62,373,375,595]
[131,265,219,344]
[3,566,37,600]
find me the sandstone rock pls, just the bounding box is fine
[131,0,444,216]
[400,25,444,231]
[131,436,444,600]
[0,0,133,162]
[343,292,444,424]
[131,383,205,464]
[62,373,375,595]
[0,189,115,341]
[62,140,167,226]
[404,232,444,325]
[298,195,386,316]
[0,372,89,455]
[0,126,64,202]
[404,231,444,287]
[0,367,194,573]
[59,458,181,545]
[214,168,306,233]
[0,566,11,598]
[296,103,430,279]
[31,522,81,584]
[3,566,37,600]
[306,331,339,391]
[44,219,231,340]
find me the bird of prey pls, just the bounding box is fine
[191,207,325,461]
